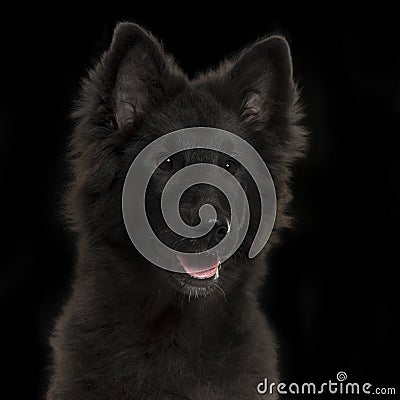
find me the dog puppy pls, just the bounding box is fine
[46,22,306,399]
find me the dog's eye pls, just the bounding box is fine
[224,159,238,175]
[158,157,174,171]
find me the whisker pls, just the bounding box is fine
[214,282,227,303]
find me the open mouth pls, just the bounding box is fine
[177,254,220,280]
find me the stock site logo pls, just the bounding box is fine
[122,127,276,273]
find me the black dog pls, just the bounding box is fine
[46,22,306,399]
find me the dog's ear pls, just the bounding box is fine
[228,36,295,129]
[77,22,186,135]
[111,23,186,131]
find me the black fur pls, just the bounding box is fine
[46,22,307,399]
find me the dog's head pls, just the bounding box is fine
[68,23,306,298]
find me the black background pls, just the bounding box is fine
[1,5,399,399]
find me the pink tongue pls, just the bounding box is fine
[177,256,219,279]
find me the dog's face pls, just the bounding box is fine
[70,23,306,298]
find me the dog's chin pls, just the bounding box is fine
[169,273,218,298]
[167,253,222,298]
[170,266,221,298]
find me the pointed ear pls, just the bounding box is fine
[228,36,295,129]
[84,22,186,134]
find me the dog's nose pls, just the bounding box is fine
[208,217,229,245]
